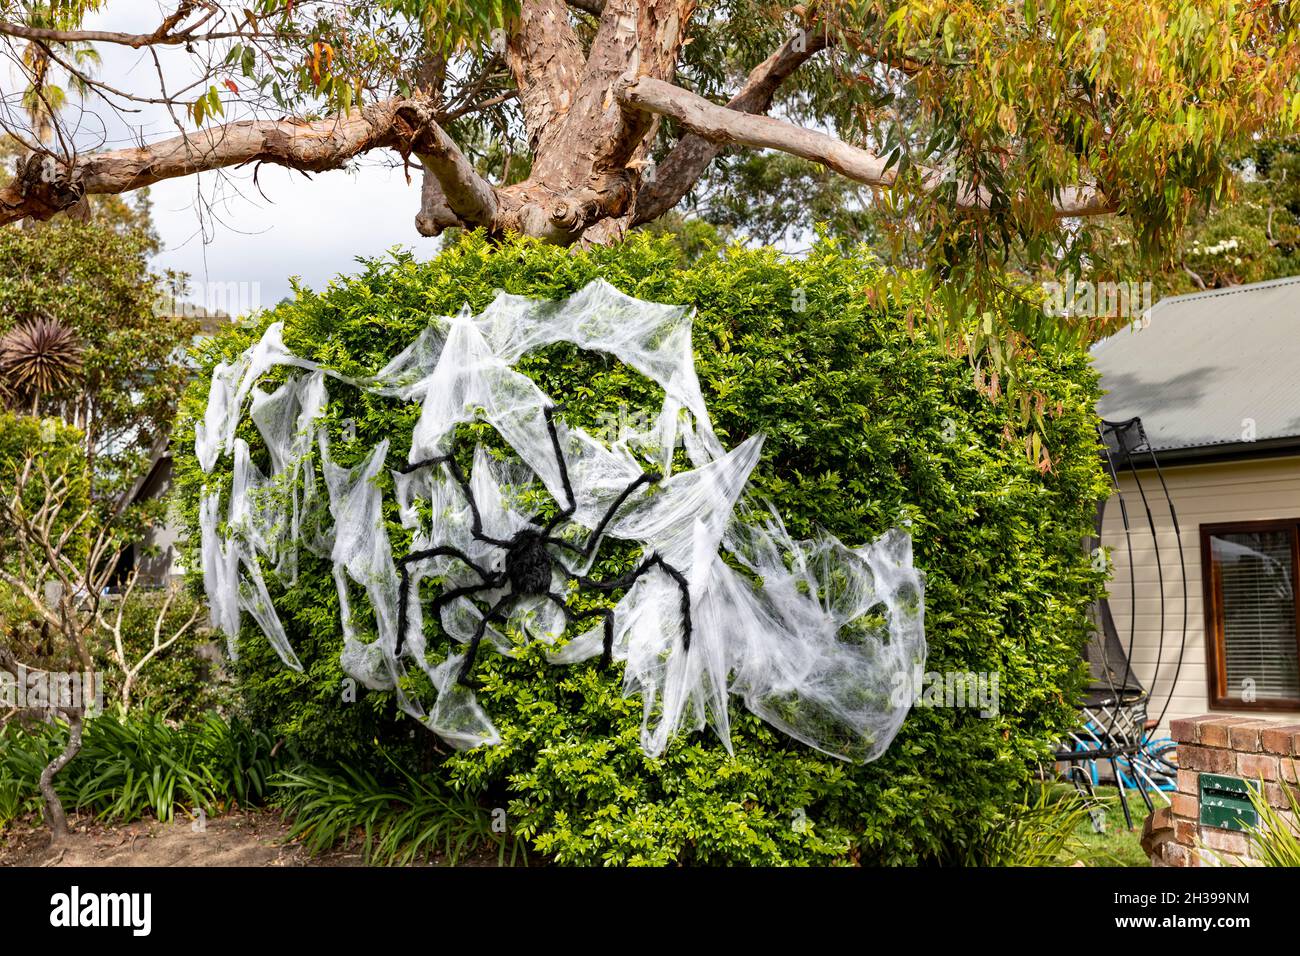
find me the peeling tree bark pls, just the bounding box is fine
[487,0,698,244]
[507,0,587,155]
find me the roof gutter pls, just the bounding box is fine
[1115,434,1300,470]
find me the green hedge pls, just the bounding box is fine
[173,233,1108,865]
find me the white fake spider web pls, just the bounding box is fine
[195,280,927,761]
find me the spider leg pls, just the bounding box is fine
[546,468,660,560]
[535,405,578,533]
[540,590,616,671]
[536,403,636,550]
[538,590,573,622]
[458,593,515,686]
[572,606,618,670]
[401,544,493,580]
[575,553,692,653]
[400,444,512,548]
[395,547,498,655]
[430,572,508,631]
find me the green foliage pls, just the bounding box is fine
[816,1,1300,335]
[0,411,166,680]
[0,410,89,548]
[0,711,278,828]
[689,153,879,249]
[210,0,518,119]
[693,134,1300,338]
[1246,767,1300,867]
[0,412,90,613]
[173,233,1108,865]
[91,589,233,722]
[1040,136,1300,310]
[273,757,524,865]
[636,212,732,267]
[0,770,28,829]
[1151,136,1300,294]
[0,211,195,498]
[948,781,1089,866]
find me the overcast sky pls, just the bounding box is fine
[146,164,436,310]
[73,3,439,311]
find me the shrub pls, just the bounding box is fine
[1,413,224,722]
[273,758,524,865]
[0,412,90,562]
[0,413,90,644]
[91,588,234,722]
[173,233,1108,865]
[0,712,278,828]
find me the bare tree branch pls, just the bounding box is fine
[585,26,831,243]
[400,101,499,227]
[616,76,1113,217]
[100,574,202,713]
[0,7,246,50]
[0,99,433,226]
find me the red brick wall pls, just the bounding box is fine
[1143,715,1300,866]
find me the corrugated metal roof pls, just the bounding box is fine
[1091,275,1300,453]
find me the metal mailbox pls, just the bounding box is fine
[1199,773,1260,831]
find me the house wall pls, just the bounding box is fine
[1099,453,1300,732]
[132,455,184,584]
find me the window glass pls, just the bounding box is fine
[1210,530,1300,702]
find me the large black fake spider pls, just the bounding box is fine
[395,406,692,685]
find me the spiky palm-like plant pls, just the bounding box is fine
[0,318,84,409]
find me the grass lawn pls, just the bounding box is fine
[1064,784,1163,866]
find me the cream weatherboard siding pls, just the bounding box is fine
[1099,453,1300,733]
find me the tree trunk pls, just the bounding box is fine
[39,708,83,843]
[121,672,136,715]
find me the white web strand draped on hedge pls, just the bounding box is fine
[195,280,927,762]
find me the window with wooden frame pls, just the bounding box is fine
[1201,519,1300,711]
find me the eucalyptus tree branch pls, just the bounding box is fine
[616,76,1113,217]
[585,25,833,242]
[400,100,500,227]
[0,13,250,50]
[0,99,427,225]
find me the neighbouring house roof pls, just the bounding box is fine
[1091,275,1300,463]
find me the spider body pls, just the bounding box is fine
[395,406,692,686]
[504,528,555,595]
